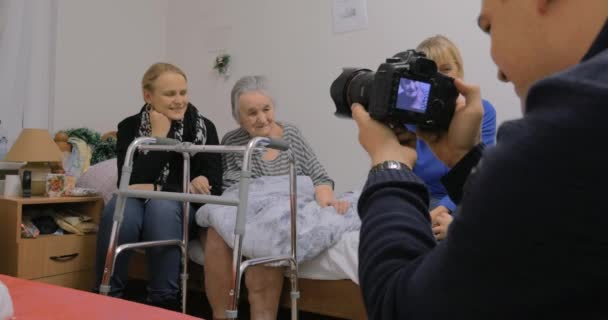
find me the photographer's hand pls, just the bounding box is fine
[430,206,453,240]
[351,104,417,168]
[418,79,484,167]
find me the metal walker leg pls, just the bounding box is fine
[99,137,191,312]
[225,137,299,320]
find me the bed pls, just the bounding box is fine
[189,231,365,319]
[67,131,368,319]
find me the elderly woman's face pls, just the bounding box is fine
[402,79,419,98]
[144,71,188,120]
[238,91,275,137]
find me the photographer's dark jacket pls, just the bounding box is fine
[116,103,222,196]
[357,21,608,319]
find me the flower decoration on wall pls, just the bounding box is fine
[213,53,231,76]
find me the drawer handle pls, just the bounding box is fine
[49,253,79,262]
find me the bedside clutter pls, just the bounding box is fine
[53,128,118,179]
[0,161,25,195]
[1,163,97,198]
[3,128,64,196]
[3,174,21,196]
[22,170,31,197]
[4,129,64,194]
[20,205,99,239]
[2,171,86,198]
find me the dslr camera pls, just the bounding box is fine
[330,49,458,131]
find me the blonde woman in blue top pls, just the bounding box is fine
[414,35,497,240]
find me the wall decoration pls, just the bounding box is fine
[332,0,368,33]
[213,52,231,77]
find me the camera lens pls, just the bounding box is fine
[330,68,374,118]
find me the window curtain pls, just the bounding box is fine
[0,0,58,157]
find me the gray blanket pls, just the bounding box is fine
[195,175,360,263]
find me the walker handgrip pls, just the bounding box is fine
[154,137,180,145]
[266,138,289,151]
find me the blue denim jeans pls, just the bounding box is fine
[94,195,194,304]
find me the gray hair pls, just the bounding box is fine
[230,75,273,121]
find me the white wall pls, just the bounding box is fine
[52,1,522,193]
[0,0,58,151]
[53,0,169,133]
[164,1,521,192]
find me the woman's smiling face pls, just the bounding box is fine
[237,91,276,137]
[144,71,189,120]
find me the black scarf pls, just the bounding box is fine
[137,103,207,185]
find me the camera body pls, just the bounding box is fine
[330,49,458,131]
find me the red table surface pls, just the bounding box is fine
[0,274,202,320]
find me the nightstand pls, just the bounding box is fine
[0,196,103,290]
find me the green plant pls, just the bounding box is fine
[61,128,116,165]
[64,128,100,146]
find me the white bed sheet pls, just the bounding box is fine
[188,230,359,285]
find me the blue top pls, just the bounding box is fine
[413,99,496,211]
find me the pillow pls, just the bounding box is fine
[76,158,117,204]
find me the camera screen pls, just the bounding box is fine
[395,78,431,113]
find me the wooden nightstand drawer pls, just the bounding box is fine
[17,234,97,279]
[36,269,96,291]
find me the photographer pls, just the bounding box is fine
[353,1,608,319]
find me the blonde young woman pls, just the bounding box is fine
[94,62,222,310]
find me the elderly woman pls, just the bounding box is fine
[203,75,348,320]
[94,62,222,311]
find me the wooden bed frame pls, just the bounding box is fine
[280,278,366,320]
[56,130,367,319]
[128,253,366,319]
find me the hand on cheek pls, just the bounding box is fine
[150,108,172,137]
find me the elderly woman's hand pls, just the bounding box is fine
[315,185,350,214]
[190,176,212,194]
[330,199,350,215]
[317,198,350,215]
